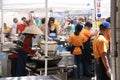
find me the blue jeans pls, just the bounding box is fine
[73,55,83,79]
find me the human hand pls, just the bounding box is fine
[48,37,53,41]
[35,51,41,60]
[107,68,111,78]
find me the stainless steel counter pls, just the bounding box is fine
[0,75,60,80]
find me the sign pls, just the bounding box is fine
[97,13,101,18]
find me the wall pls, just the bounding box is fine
[116,0,120,80]
[111,0,120,80]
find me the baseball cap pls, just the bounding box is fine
[100,21,110,29]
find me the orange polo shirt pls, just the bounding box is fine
[93,35,109,59]
[67,33,84,55]
[81,29,92,43]
[106,31,110,42]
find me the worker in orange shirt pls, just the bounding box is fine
[93,21,111,80]
[81,22,94,77]
[67,24,84,79]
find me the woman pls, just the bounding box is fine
[67,24,84,79]
[11,25,43,76]
[48,17,57,39]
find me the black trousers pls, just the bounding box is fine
[11,58,18,77]
[83,39,93,76]
[95,58,111,80]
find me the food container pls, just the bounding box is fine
[39,41,58,51]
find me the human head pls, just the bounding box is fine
[74,23,83,35]
[21,17,26,22]
[100,21,110,30]
[13,18,18,23]
[99,21,111,35]
[4,23,7,28]
[48,17,55,28]
[84,22,92,30]
[49,17,55,22]
[106,17,110,23]
[78,16,85,24]
[41,18,45,24]
[87,17,93,23]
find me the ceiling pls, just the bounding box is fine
[2,0,94,10]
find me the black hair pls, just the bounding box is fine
[85,22,92,27]
[71,20,73,24]
[49,17,55,22]
[23,33,34,37]
[21,17,26,21]
[13,18,17,22]
[41,18,45,24]
[48,17,55,28]
[74,23,83,35]
[106,17,110,23]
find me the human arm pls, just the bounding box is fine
[22,37,41,59]
[22,37,36,55]
[101,52,111,78]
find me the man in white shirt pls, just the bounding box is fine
[11,18,18,36]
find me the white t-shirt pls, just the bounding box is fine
[11,23,17,35]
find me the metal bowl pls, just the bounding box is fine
[32,56,62,68]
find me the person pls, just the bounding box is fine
[106,17,111,42]
[105,17,111,66]
[4,23,11,40]
[78,16,85,26]
[10,18,18,37]
[93,21,111,80]
[48,17,57,39]
[67,24,84,79]
[10,25,43,76]
[64,18,72,36]
[17,17,27,35]
[70,20,75,33]
[81,22,94,77]
[73,16,78,26]
[87,17,93,23]
[39,18,45,35]
[26,19,34,27]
